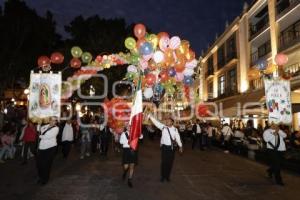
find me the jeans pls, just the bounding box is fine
[0,145,15,160]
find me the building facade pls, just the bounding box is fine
[198,0,300,129]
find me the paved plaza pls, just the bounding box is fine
[1,139,300,200]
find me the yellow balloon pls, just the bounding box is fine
[149,34,158,49]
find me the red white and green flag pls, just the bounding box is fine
[129,76,143,150]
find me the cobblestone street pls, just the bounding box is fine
[1,139,300,200]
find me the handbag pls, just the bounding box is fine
[37,125,56,150]
[166,127,178,150]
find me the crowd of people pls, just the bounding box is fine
[1,111,300,187]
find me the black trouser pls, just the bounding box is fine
[192,134,203,149]
[36,146,56,184]
[62,141,72,158]
[91,135,99,153]
[23,142,36,162]
[100,137,109,156]
[161,145,175,180]
[267,149,284,184]
[179,131,185,144]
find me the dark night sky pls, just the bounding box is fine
[0,0,253,55]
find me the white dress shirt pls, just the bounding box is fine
[263,128,286,151]
[62,123,73,142]
[196,124,201,134]
[39,124,59,150]
[149,116,182,147]
[120,131,130,148]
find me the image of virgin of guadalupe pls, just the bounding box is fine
[39,84,51,109]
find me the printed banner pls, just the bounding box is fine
[264,78,292,124]
[29,72,61,120]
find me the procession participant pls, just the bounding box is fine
[80,118,91,159]
[178,121,186,144]
[119,126,138,188]
[36,117,59,185]
[148,114,183,182]
[263,123,287,186]
[61,120,74,159]
[221,123,233,153]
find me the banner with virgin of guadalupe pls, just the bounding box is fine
[264,78,292,124]
[28,72,61,121]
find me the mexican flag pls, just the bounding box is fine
[129,77,143,151]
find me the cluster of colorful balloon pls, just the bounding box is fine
[249,53,289,80]
[37,52,64,71]
[124,23,198,98]
[61,53,129,99]
[103,98,130,134]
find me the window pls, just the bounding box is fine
[207,56,214,76]
[218,75,225,96]
[228,68,237,93]
[217,45,225,68]
[226,34,237,61]
[207,81,213,99]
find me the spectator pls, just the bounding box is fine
[207,123,213,148]
[221,123,233,153]
[0,130,16,163]
[20,120,37,165]
[61,120,74,159]
[80,118,91,159]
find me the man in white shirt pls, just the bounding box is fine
[149,115,183,182]
[36,117,59,185]
[192,120,203,150]
[263,123,286,186]
[221,123,233,153]
[61,120,74,158]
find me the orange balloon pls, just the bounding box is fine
[248,68,260,80]
[134,23,146,39]
[157,32,170,40]
[264,63,277,74]
[185,49,195,61]
[164,48,174,60]
[176,40,189,56]
[175,56,186,72]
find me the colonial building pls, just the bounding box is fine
[198,0,300,129]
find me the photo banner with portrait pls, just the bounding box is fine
[28,72,61,121]
[264,78,292,125]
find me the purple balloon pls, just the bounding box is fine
[168,68,176,77]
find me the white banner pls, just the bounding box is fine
[264,78,292,124]
[28,72,61,120]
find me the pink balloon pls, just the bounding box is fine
[169,36,181,50]
[143,53,153,61]
[176,72,184,81]
[140,59,149,70]
[159,36,169,52]
[275,53,288,66]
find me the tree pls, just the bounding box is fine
[0,0,61,96]
[64,16,132,100]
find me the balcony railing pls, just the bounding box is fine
[277,0,300,16]
[250,77,264,90]
[279,21,300,51]
[251,41,271,65]
[250,15,269,38]
[284,62,300,77]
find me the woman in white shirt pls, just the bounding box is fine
[119,127,138,188]
[36,117,59,185]
[61,120,74,158]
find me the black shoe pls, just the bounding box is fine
[276,182,285,186]
[160,178,165,182]
[166,178,170,182]
[128,179,133,188]
[122,170,128,180]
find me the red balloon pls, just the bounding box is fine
[70,58,81,68]
[50,52,64,64]
[145,73,156,86]
[37,56,50,67]
[197,104,209,117]
[134,23,146,39]
[159,71,169,82]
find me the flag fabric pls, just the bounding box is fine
[129,76,143,150]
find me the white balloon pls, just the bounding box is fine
[127,65,138,73]
[183,68,194,76]
[169,36,181,50]
[144,87,154,99]
[185,59,198,69]
[153,51,165,63]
